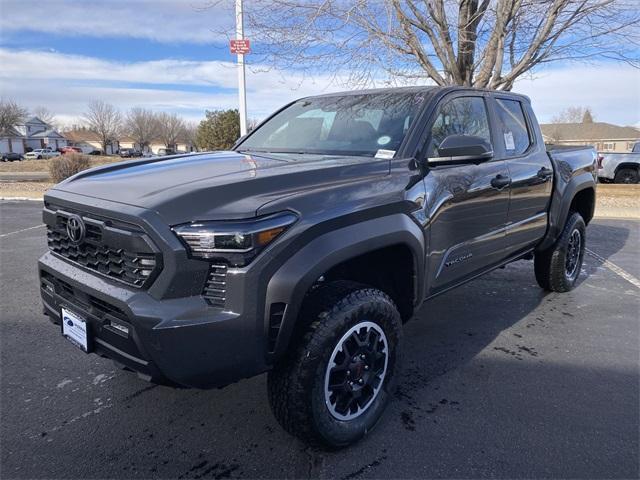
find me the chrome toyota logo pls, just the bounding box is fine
[66,215,86,244]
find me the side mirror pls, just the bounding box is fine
[429,134,493,165]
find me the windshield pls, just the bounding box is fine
[238,92,426,157]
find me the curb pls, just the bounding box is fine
[0,197,44,202]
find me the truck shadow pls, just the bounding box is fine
[83,222,633,479]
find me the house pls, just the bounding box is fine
[0,117,68,154]
[540,122,640,152]
[63,129,119,155]
[119,136,196,154]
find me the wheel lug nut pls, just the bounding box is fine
[358,378,364,384]
[364,365,369,370]
[360,354,366,359]
[346,371,351,376]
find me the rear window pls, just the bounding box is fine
[495,99,531,156]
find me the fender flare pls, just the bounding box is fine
[537,172,595,252]
[263,213,425,359]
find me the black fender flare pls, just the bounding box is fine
[264,213,425,360]
[537,172,595,252]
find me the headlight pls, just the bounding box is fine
[173,212,297,266]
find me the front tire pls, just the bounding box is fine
[614,168,639,184]
[268,281,402,448]
[534,212,586,292]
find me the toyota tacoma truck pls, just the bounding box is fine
[39,87,597,447]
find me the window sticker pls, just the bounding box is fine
[504,131,515,151]
[377,135,391,146]
[375,149,396,159]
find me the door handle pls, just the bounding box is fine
[537,167,553,179]
[491,174,511,189]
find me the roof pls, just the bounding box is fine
[25,116,48,125]
[31,128,65,139]
[540,122,640,141]
[304,86,531,103]
[64,130,104,142]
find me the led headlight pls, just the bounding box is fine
[173,212,297,266]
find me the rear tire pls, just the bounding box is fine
[267,281,402,448]
[534,212,586,292]
[614,168,639,184]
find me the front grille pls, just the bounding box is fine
[203,264,227,307]
[44,204,161,288]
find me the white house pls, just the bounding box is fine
[63,129,119,155]
[0,117,68,154]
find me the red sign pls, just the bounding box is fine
[230,39,251,55]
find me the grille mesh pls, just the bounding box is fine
[45,206,160,288]
[203,264,227,307]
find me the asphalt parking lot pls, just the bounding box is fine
[1,200,638,479]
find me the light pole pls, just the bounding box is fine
[235,0,248,136]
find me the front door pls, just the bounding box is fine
[420,94,511,296]
[490,96,553,256]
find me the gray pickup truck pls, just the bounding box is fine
[598,147,640,183]
[38,87,597,447]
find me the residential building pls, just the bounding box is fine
[0,117,68,154]
[63,129,119,155]
[540,122,640,152]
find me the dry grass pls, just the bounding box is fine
[0,182,54,199]
[0,155,121,173]
[594,184,640,219]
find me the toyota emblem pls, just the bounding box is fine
[66,215,86,244]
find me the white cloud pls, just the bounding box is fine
[514,64,640,126]
[0,48,345,122]
[0,0,231,44]
[1,47,639,128]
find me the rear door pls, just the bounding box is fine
[419,93,511,295]
[490,95,553,256]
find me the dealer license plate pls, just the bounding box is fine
[61,307,89,352]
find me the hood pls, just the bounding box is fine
[52,151,389,225]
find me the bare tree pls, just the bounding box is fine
[183,121,200,151]
[551,106,595,123]
[32,106,56,126]
[215,0,639,90]
[83,100,122,154]
[0,98,28,133]
[125,108,159,152]
[156,112,185,149]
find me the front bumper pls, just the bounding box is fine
[39,251,268,388]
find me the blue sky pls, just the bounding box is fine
[1,0,639,127]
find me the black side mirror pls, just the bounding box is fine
[429,134,493,165]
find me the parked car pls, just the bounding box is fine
[157,148,176,156]
[1,152,23,162]
[38,87,597,448]
[60,146,83,155]
[598,151,640,183]
[119,148,143,158]
[24,148,61,159]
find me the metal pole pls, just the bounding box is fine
[236,0,247,136]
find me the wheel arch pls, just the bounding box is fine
[614,162,640,175]
[264,214,425,361]
[537,173,596,252]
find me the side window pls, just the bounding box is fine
[427,96,491,157]
[495,99,531,156]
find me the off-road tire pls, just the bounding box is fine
[267,280,402,448]
[614,168,639,184]
[534,212,586,292]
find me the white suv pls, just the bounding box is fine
[24,148,61,159]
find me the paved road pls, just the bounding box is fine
[1,200,638,479]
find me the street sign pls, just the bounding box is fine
[230,39,251,55]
